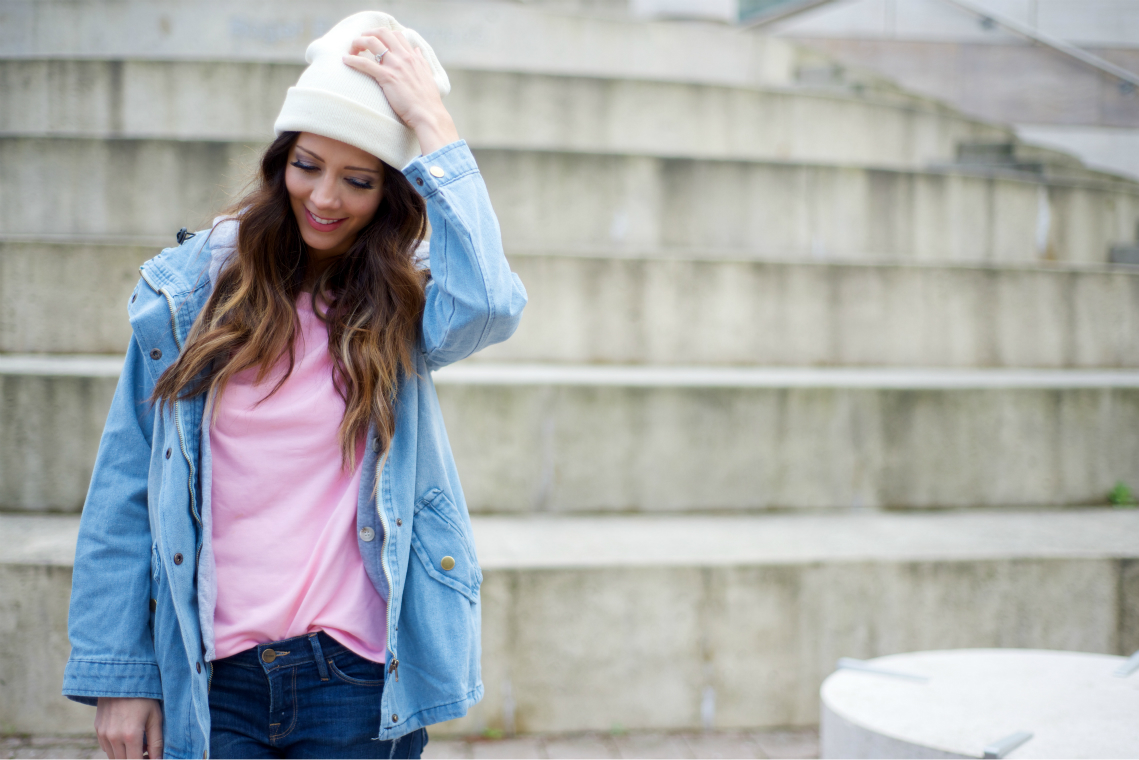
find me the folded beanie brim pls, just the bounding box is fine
[273,86,420,170]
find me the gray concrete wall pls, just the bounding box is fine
[0,0,798,87]
[5,139,1137,264]
[6,510,1137,736]
[436,379,1139,513]
[0,60,1010,168]
[6,365,1139,513]
[0,372,117,513]
[11,242,1139,369]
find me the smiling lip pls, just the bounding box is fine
[304,206,347,232]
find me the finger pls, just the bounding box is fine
[342,54,393,84]
[125,730,146,759]
[112,739,129,760]
[348,35,387,57]
[145,706,164,760]
[97,734,111,759]
[374,27,412,56]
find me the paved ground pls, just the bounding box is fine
[2,728,818,759]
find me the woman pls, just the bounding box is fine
[62,11,526,759]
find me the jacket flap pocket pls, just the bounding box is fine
[410,491,480,601]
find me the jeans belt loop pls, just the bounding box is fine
[308,633,330,681]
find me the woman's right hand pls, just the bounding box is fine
[94,697,163,759]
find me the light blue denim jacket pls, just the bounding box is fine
[63,141,526,758]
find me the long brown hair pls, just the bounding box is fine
[153,131,428,469]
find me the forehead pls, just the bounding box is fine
[294,132,382,171]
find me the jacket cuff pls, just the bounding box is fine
[63,659,163,705]
[402,140,479,198]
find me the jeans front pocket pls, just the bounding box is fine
[327,652,386,686]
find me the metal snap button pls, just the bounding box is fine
[429,166,445,178]
[131,293,137,303]
[415,177,423,186]
[262,649,277,663]
[196,662,201,673]
[173,553,183,565]
[392,714,398,722]
[150,348,162,360]
[396,518,402,527]
[165,448,172,459]
[441,556,455,571]
[359,527,375,542]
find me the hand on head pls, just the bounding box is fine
[343,27,459,155]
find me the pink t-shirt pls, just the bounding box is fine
[210,293,387,663]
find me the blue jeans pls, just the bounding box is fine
[208,631,427,759]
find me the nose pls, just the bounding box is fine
[309,173,340,212]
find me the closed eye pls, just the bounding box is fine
[348,177,375,189]
[290,160,318,172]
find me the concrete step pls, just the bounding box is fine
[0,0,797,88]
[5,139,1138,264]
[4,509,1137,735]
[4,357,1139,514]
[6,240,1139,368]
[0,59,1010,170]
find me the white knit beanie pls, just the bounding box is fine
[273,11,451,170]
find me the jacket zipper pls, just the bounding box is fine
[375,449,397,682]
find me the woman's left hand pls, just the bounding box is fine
[344,27,459,155]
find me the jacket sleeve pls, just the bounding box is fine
[62,335,162,705]
[402,140,527,371]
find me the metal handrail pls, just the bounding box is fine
[937,0,1139,91]
[741,0,1139,92]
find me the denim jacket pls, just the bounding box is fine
[62,141,527,758]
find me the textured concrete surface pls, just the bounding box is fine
[0,60,1007,169]
[0,727,820,759]
[477,257,1139,369]
[5,360,1139,512]
[5,509,1136,736]
[432,367,1139,513]
[5,138,1137,263]
[0,0,798,87]
[0,241,151,355]
[10,243,1139,367]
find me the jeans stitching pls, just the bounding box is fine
[270,668,299,742]
[327,658,385,686]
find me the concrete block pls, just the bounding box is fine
[0,0,798,87]
[4,139,1138,264]
[0,240,151,354]
[477,257,1139,369]
[6,358,1139,513]
[0,60,1009,169]
[0,137,254,240]
[0,561,91,735]
[0,365,119,512]
[7,510,1136,736]
[431,367,1139,512]
[9,245,1139,367]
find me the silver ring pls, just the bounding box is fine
[377,48,388,63]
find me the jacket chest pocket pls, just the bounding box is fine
[409,490,481,602]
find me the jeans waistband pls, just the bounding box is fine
[219,630,350,677]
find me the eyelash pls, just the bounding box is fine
[290,161,374,190]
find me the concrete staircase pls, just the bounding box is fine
[2,0,1139,739]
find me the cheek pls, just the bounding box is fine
[350,191,383,224]
[284,169,309,204]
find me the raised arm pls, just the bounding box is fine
[344,26,527,368]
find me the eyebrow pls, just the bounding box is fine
[295,145,382,174]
